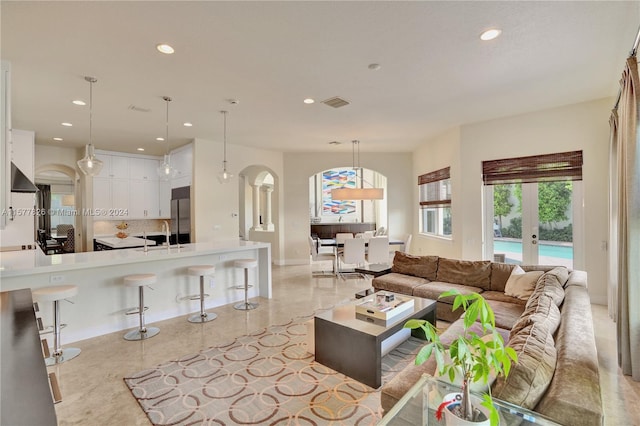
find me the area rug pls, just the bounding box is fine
[124,309,427,425]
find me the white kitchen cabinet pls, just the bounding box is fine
[93,177,129,218]
[95,154,129,179]
[129,158,159,181]
[129,179,159,219]
[170,144,192,189]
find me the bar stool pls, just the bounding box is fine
[32,285,81,366]
[186,265,217,323]
[123,273,159,341]
[233,259,259,310]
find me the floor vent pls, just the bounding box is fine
[322,97,350,108]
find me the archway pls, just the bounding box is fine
[35,164,82,251]
[238,164,282,263]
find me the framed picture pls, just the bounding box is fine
[322,169,356,215]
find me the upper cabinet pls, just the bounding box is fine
[92,150,169,219]
[95,153,129,179]
[170,144,193,189]
[129,158,159,181]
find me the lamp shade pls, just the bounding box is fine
[331,187,384,200]
[62,194,75,206]
[77,144,103,176]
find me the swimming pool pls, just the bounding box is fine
[494,240,573,260]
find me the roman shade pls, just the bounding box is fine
[482,151,583,185]
[418,167,450,207]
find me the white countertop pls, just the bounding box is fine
[95,237,158,248]
[0,240,270,279]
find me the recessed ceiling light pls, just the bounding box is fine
[480,28,502,41]
[156,43,175,54]
[183,122,193,127]
[53,137,63,141]
[61,122,73,127]
[137,148,145,151]
[72,100,86,106]
[368,63,381,71]
[156,137,164,141]
[303,98,315,104]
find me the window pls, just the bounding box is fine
[419,167,451,237]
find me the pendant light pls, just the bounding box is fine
[157,96,178,180]
[331,140,384,200]
[217,110,234,183]
[77,76,104,176]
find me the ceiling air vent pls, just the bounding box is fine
[128,105,151,113]
[322,97,350,108]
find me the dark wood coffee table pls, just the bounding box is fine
[314,293,436,388]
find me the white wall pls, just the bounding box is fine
[412,127,462,258]
[192,138,284,262]
[283,151,413,265]
[413,98,611,304]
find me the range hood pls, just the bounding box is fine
[11,162,38,193]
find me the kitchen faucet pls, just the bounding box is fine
[162,220,170,249]
[143,231,148,253]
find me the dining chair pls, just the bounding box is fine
[367,236,390,265]
[334,232,354,257]
[338,238,366,279]
[374,226,387,236]
[403,234,413,254]
[363,230,375,241]
[308,236,335,276]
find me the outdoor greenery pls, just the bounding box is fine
[494,182,573,242]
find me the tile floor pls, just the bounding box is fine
[48,264,640,425]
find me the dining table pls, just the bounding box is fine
[317,237,404,276]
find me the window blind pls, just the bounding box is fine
[418,167,451,207]
[482,150,583,185]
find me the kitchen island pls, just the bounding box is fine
[0,240,271,343]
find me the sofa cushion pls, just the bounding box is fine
[510,294,561,338]
[484,299,526,330]
[490,262,516,292]
[492,322,557,410]
[412,281,483,304]
[527,267,568,308]
[391,252,439,280]
[436,258,492,290]
[481,291,526,306]
[504,266,544,300]
[439,318,511,347]
[381,352,438,412]
[372,272,429,295]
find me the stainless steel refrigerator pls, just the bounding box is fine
[170,186,191,244]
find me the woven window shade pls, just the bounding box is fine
[482,151,583,185]
[418,167,451,207]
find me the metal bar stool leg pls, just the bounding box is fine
[233,259,258,310]
[188,275,217,323]
[124,274,160,341]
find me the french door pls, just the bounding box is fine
[484,181,582,268]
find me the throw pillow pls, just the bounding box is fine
[504,266,544,300]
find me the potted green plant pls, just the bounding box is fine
[404,290,518,426]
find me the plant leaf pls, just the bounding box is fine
[415,343,434,365]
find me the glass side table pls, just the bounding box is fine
[378,374,561,426]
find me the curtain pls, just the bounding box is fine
[608,110,619,320]
[615,56,640,380]
[36,184,51,234]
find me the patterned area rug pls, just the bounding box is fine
[124,309,426,425]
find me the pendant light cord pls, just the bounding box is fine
[84,76,97,148]
[222,111,228,170]
[163,96,171,155]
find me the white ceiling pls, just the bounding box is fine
[2,1,638,156]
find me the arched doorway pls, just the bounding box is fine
[238,165,282,263]
[35,164,82,251]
